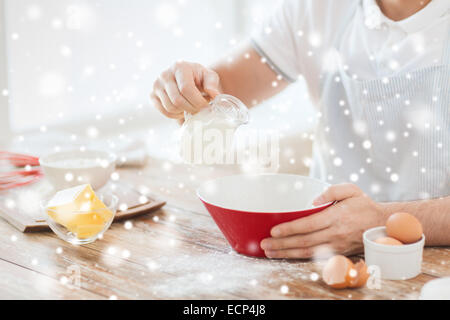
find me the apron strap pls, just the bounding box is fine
[443,24,450,62]
[331,1,360,49]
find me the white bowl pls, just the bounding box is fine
[363,226,425,280]
[39,150,116,191]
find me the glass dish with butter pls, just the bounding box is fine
[41,184,118,244]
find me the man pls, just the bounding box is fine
[151,0,450,258]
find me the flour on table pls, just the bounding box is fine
[148,248,317,298]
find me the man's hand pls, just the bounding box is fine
[150,44,290,124]
[150,61,222,121]
[260,183,388,259]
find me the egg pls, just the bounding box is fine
[386,212,423,244]
[375,236,403,246]
[322,255,369,289]
[322,255,352,289]
[349,260,370,288]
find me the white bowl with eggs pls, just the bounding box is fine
[39,149,116,191]
[363,226,425,280]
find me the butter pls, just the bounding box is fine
[46,184,113,239]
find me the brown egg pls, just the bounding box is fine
[386,212,423,244]
[322,255,370,289]
[322,255,352,289]
[349,260,370,288]
[375,237,403,246]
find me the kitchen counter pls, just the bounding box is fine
[0,157,448,300]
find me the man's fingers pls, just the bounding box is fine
[261,228,331,251]
[264,244,332,259]
[313,183,364,206]
[270,212,331,238]
[162,74,197,114]
[202,69,221,99]
[150,94,184,119]
[174,65,209,110]
[152,61,223,121]
[155,87,181,114]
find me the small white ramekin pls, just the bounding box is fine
[363,226,425,280]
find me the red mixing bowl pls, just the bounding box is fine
[197,174,334,257]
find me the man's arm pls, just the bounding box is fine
[381,196,450,246]
[150,42,289,120]
[212,43,289,108]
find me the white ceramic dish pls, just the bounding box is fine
[363,226,425,280]
[39,150,116,191]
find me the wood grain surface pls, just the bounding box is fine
[0,157,448,300]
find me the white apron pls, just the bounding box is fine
[311,6,450,202]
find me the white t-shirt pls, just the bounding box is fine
[251,0,449,103]
[251,0,450,201]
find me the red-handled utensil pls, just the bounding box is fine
[0,151,43,190]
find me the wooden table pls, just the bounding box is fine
[0,157,448,300]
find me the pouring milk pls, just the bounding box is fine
[179,94,249,165]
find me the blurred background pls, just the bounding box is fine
[0,0,315,171]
